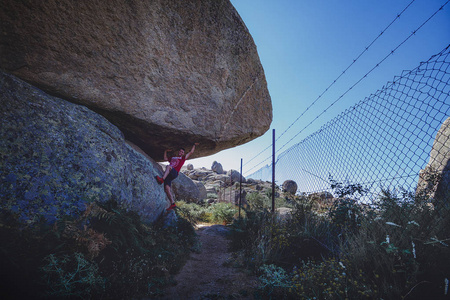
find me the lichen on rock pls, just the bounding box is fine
[0,71,167,224]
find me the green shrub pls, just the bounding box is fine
[176,201,239,225]
[0,199,197,299]
[246,190,296,212]
[209,202,237,224]
[229,210,270,269]
[329,174,368,198]
[291,258,378,299]
[338,188,450,299]
[328,198,364,234]
[257,264,291,298]
[246,192,270,211]
[41,252,105,298]
[176,201,211,224]
[256,259,379,299]
[230,194,338,270]
[206,193,218,199]
[230,181,450,299]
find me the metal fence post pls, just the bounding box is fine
[272,129,275,213]
[239,158,242,219]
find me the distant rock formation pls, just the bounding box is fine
[282,180,298,195]
[0,71,168,224]
[417,117,450,208]
[0,0,272,161]
[211,161,224,174]
[181,165,261,204]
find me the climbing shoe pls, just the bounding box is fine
[166,203,176,211]
[155,176,164,184]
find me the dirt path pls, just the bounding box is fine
[160,224,257,300]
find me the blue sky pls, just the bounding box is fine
[190,0,450,176]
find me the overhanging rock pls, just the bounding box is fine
[0,0,272,161]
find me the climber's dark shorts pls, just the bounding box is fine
[164,168,179,187]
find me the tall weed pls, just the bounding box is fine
[0,199,197,299]
[229,183,450,299]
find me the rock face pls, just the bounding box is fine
[417,117,450,208]
[0,71,168,224]
[0,0,272,161]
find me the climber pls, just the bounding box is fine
[156,143,199,210]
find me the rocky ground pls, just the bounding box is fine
[154,163,299,299]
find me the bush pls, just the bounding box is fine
[176,201,238,225]
[291,258,378,299]
[328,197,364,234]
[41,252,105,298]
[209,202,237,224]
[176,201,211,224]
[0,199,197,299]
[246,192,270,211]
[257,264,291,298]
[339,189,450,299]
[229,182,450,299]
[246,190,297,212]
[229,200,335,273]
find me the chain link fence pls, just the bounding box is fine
[248,45,449,204]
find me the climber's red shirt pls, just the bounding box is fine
[168,155,186,172]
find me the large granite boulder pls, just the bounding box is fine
[282,180,298,195]
[171,173,205,203]
[194,180,208,201]
[227,169,246,184]
[0,71,168,224]
[211,161,225,174]
[0,0,272,161]
[417,117,450,208]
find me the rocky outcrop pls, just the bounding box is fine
[0,0,272,161]
[185,168,214,181]
[417,117,450,208]
[0,71,168,224]
[181,166,265,204]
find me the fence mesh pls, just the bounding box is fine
[248,45,450,203]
